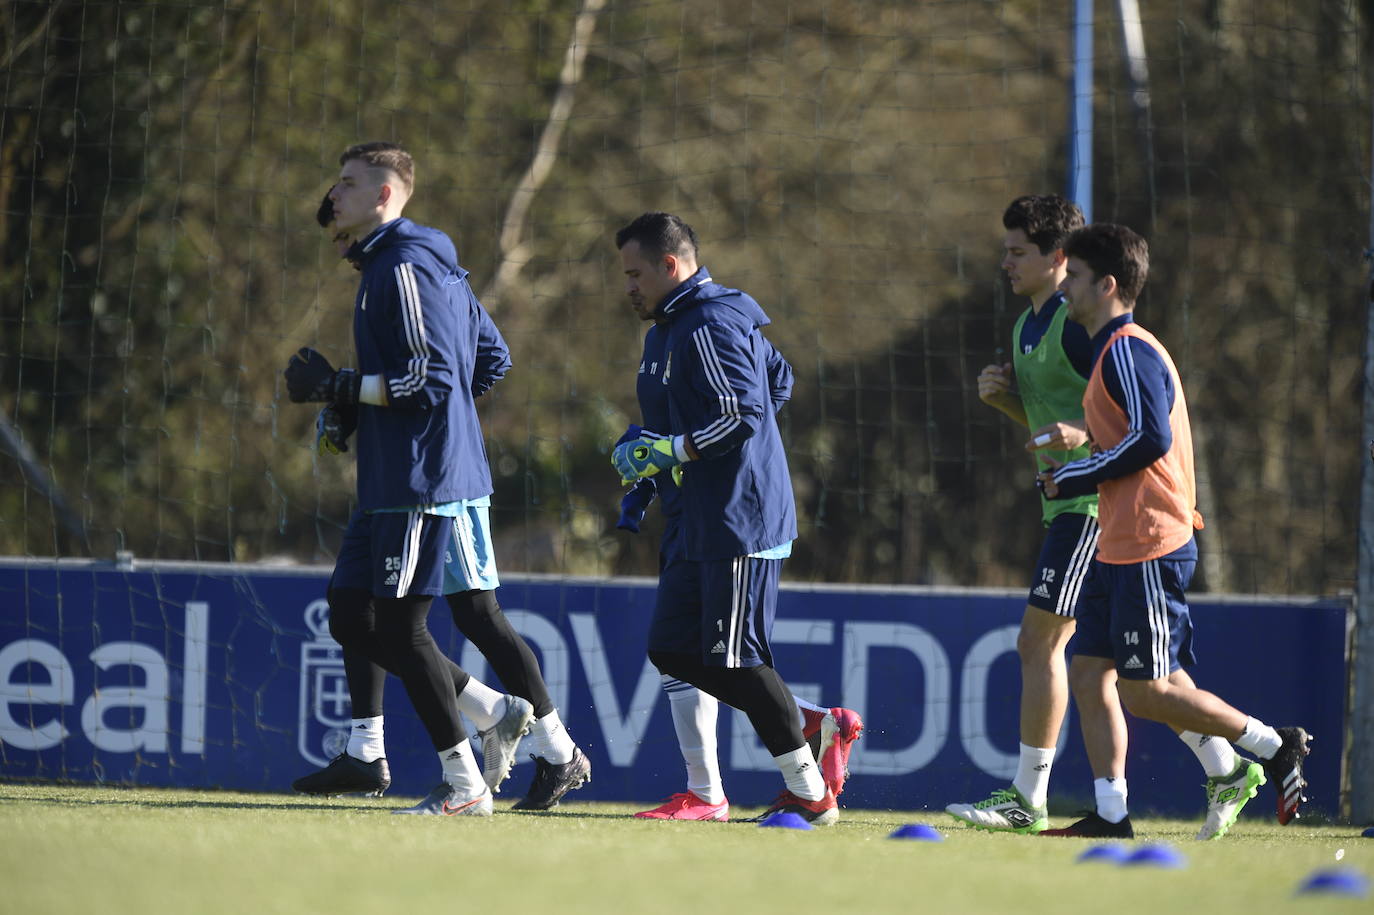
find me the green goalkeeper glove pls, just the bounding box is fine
[611,436,681,484]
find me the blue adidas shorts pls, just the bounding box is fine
[649,553,782,669]
[329,510,450,598]
[1028,512,1100,616]
[441,503,501,594]
[1072,538,1198,680]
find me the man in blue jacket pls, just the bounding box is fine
[284,143,588,815]
[612,211,838,825]
[615,268,863,821]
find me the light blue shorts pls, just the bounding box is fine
[441,503,501,594]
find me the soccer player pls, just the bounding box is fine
[1037,222,1311,839]
[614,252,862,821]
[284,143,587,815]
[947,197,1244,839]
[945,195,1101,835]
[610,212,839,825]
[296,190,586,810]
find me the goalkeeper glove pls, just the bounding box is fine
[284,347,361,405]
[612,435,681,484]
[316,403,357,456]
[616,479,657,532]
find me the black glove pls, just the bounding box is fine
[284,347,360,404]
[316,403,358,455]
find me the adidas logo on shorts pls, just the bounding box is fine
[1124,655,1144,670]
[710,640,727,654]
[384,572,399,586]
[1032,584,1052,599]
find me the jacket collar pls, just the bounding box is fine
[345,218,404,265]
[653,266,714,319]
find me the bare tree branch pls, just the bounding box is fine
[481,0,607,306]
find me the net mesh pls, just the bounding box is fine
[0,0,1367,596]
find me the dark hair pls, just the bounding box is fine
[339,142,414,194]
[614,211,699,263]
[1063,223,1149,305]
[316,189,335,228]
[1002,195,1085,255]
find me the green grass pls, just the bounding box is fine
[2,782,1369,914]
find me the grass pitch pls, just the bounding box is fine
[2,783,1369,914]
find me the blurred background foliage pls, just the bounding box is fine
[1,0,1369,596]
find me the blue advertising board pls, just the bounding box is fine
[0,558,1348,819]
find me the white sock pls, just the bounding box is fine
[1094,777,1129,824]
[1012,743,1055,809]
[774,746,826,801]
[664,677,725,804]
[1179,730,1238,778]
[438,740,485,795]
[346,716,385,763]
[1234,716,1282,759]
[456,678,506,732]
[528,710,575,765]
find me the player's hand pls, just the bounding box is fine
[616,479,657,532]
[284,347,360,404]
[1035,454,1063,499]
[316,404,357,456]
[612,436,680,484]
[1026,420,1089,452]
[977,362,1016,409]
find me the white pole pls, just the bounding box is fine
[1069,0,1094,222]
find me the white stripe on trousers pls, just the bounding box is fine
[1054,516,1100,617]
[724,557,750,669]
[1143,558,1171,679]
[395,512,423,596]
[451,514,481,588]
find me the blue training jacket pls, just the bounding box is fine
[346,218,510,510]
[650,266,798,560]
[632,320,795,560]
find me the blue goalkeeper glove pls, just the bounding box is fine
[611,435,680,484]
[285,347,360,405]
[616,479,657,532]
[316,403,357,456]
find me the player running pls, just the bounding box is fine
[1037,223,1310,839]
[615,235,861,821]
[611,212,840,825]
[284,143,587,816]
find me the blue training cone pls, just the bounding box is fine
[1362,826,1374,839]
[759,811,813,830]
[1123,842,1187,869]
[1077,843,1130,863]
[1296,869,1370,898]
[889,823,943,841]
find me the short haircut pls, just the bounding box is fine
[614,211,699,263]
[1063,223,1149,305]
[339,142,414,194]
[316,189,335,228]
[1002,195,1085,255]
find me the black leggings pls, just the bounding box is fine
[447,589,554,718]
[648,650,804,757]
[327,588,467,751]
